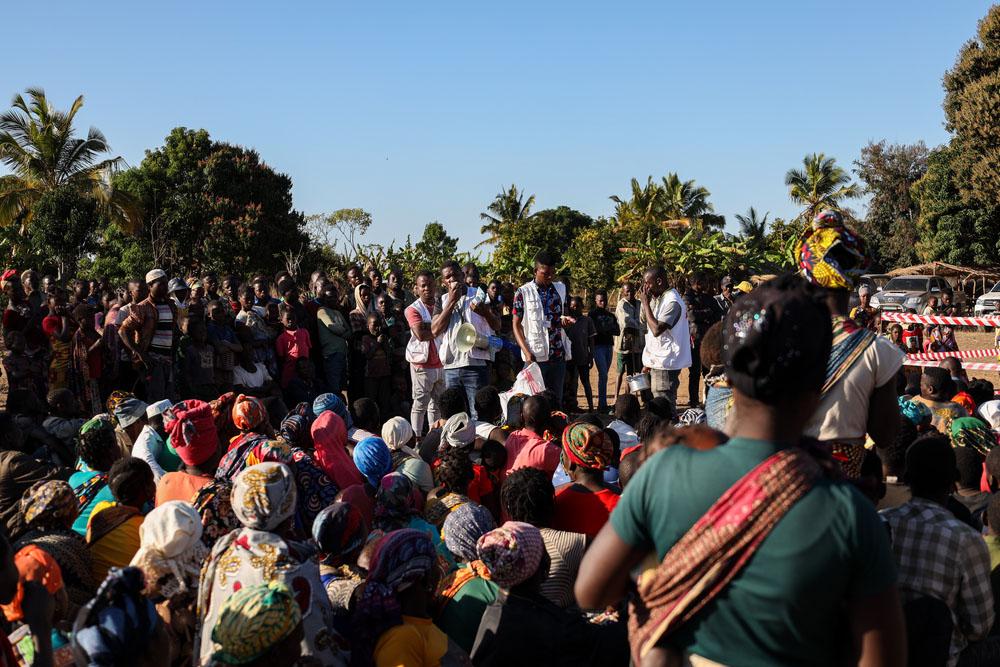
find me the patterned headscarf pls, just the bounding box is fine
[476,521,545,589]
[950,417,997,457]
[373,472,422,531]
[561,422,613,470]
[442,412,476,449]
[105,391,136,428]
[678,408,707,426]
[21,480,78,530]
[164,399,219,467]
[797,210,870,291]
[210,392,239,443]
[129,500,208,597]
[80,414,114,436]
[231,463,298,532]
[442,502,496,562]
[210,582,302,665]
[279,415,309,446]
[72,567,161,666]
[353,437,392,489]
[953,391,976,416]
[311,502,369,566]
[313,393,352,428]
[899,397,932,427]
[215,434,292,481]
[232,394,268,432]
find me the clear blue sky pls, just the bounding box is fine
[3,0,993,252]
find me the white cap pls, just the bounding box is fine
[146,399,173,419]
[145,269,167,284]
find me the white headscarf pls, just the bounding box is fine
[130,500,207,596]
[382,416,418,458]
[442,412,475,448]
[978,400,1000,431]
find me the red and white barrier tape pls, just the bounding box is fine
[906,349,1000,361]
[881,311,1000,327]
[903,359,1000,371]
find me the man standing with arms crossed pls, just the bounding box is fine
[639,265,691,409]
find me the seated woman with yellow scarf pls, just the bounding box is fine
[86,457,155,583]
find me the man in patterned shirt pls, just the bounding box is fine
[881,434,994,665]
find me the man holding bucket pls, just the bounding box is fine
[639,265,691,408]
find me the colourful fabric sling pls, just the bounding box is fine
[627,446,821,664]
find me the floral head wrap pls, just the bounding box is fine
[21,480,78,530]
[210,582,301,665]
[476,521,545,588]
[231,463,297,532]
[561,422,613,470]
[797,210,871,291]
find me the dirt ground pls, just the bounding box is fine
[568,329,1000,412]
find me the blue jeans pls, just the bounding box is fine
[445,365,489,419]
[593,344,613,410]
[705,384,733,430]
[538,359,567,407]
[323,351,347,394]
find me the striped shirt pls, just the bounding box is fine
[150,303,173,355]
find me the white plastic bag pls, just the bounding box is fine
[499,362,546,420]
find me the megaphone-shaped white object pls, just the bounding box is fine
[454,322,518,353]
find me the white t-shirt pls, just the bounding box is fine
[131,425,167,480]
[233,362,271,389]
[607,419,639,450]
[804,335,905,444]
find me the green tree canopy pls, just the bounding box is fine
[490,206,594,281]
[115,127,309,276]
[854,140,929,269]
[943,4,1000,204]
[479,185,535,248]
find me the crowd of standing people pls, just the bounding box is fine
[0,209,998,665]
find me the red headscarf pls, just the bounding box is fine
[164,399,220,466]
[311,411,363,490]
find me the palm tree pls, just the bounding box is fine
[0,88,140,232]
[659,173,713,223]
[478,184,535,248]
[735,206,770,243]
[610,176,661,228]
[784,153,858,223]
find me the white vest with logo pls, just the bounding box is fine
[438,287,494,367]
[518,280,572,363]
[404,299,443,364]
[641,288,692,370]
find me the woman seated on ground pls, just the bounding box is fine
[130,500,208,667]
[156,401,222,506]
[14,480,96,613]
[551,423,620,539]
[86,457,155,582]
[197,462,342,666]
[69,417,123,537]
[312,501,368,622]
[436,502,498,654]
[208,582,305,667]
[425,447,474,529]
[383,417,434,493]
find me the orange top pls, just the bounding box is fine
[551,485,620,538]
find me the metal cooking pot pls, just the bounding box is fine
[626,372,651,393]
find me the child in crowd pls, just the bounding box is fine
[41,289,73,391]
[276,304,311,389]
[183,319,218,401]
[206,300,242,388]
[285,357,319,407]
[71,304,104,414]
[2,330,44,401]
[361,312,392,414]
[42,388,84,456]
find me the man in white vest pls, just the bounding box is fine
[512,250,574,407]
[436,260,501,420]
[404,270,446,436]
[639,265,691,408]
